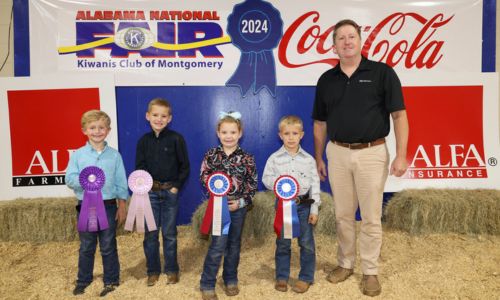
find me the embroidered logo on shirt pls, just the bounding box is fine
[359,79,372,83]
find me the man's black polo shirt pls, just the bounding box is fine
[312,56,405,143]
[135,128,190,188]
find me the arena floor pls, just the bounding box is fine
[0,226,498,299]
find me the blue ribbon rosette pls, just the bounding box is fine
[226,0,283,97]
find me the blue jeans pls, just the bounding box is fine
[143,190,179,275]
[275,204,316,283]
[200,207,247,291]
[76,204,119,286]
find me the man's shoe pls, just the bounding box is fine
[72,284,88,295]
[225,284,239,296]
[274,280,288,292]
[326,266,354,283]
[201,290,218,300]
[361,275,381,297]
[292,280,310,293]
[147,274,160,286]
[166,273,179,284]
[99,284,118,297]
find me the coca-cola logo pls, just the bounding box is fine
[278,12,453,69]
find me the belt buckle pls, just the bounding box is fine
[349,142,362,149]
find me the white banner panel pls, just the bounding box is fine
[28,0,482,86]
[0,74,117,199]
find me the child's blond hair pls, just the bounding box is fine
[81,110,111,129]
[148,97,172,114]
[278,115,303,131]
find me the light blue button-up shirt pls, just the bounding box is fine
[65,142,129,201]
[262,146,321,215]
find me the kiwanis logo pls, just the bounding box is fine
[115,27,154,50]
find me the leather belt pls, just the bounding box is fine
[151,181,174,192]
[332,137,385,150]
[103,199,117,206]
[296,195,315,205]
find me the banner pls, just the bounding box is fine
[28,0,483,86]
[385,73,500,191]
[0,74,117,199]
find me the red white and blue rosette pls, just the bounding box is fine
[273,175,300,239]
[200,172,232,236]
[124,170,157,233]
[78,166,108,232]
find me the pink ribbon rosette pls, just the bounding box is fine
[124,170,157,233]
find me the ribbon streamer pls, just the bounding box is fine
[78,166,109,232]
[125,170,157,233]
[273,175,300,239]
[200,172,232,236]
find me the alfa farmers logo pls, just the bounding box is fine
[278,12,452,69]
[8,89,99,187]
[58,10,229,70]
[403,86,487,179]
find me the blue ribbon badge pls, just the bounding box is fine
[226,0,283,97]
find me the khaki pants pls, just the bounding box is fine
[326,141,389,275]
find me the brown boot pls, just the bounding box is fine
[166,273,179,284]
[292,280,310,293]
[147,274,160,286]
[274,280,288,292]
[361,275,381,297]
[326,266,354,283]
[224,284,239,296]
[201,290,218,300]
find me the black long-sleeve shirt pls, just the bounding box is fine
[136,129,190,189]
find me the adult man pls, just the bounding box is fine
[312,19,409,297]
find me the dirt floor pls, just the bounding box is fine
[0,226,498,300]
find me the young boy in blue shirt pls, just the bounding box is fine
[65,110,129,297]
[262,115,321,294]
[136,98,190,286]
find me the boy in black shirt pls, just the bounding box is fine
[136,98,190,286]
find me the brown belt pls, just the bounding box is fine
[151,181,174,192]
[332,137,385,150]
[296,195,315,205]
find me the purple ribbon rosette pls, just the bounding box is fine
[124,170,157,233]
[226,0,283,97]
[78,166,109,232]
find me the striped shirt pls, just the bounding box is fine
[262,146,321,215]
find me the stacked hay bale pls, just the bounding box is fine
[191,191,336,240]
[0,197,78,243]
[384,189,500,235]
[0,197,131,243]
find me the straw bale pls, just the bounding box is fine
[384,189,500,235]
[0,197,78,243]
[0,197,129,243]
[191,191,336,240]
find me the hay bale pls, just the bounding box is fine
[191,191,336,240]
[0,197,130,243]
[384,189,500,235]
[0,197,78,243]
